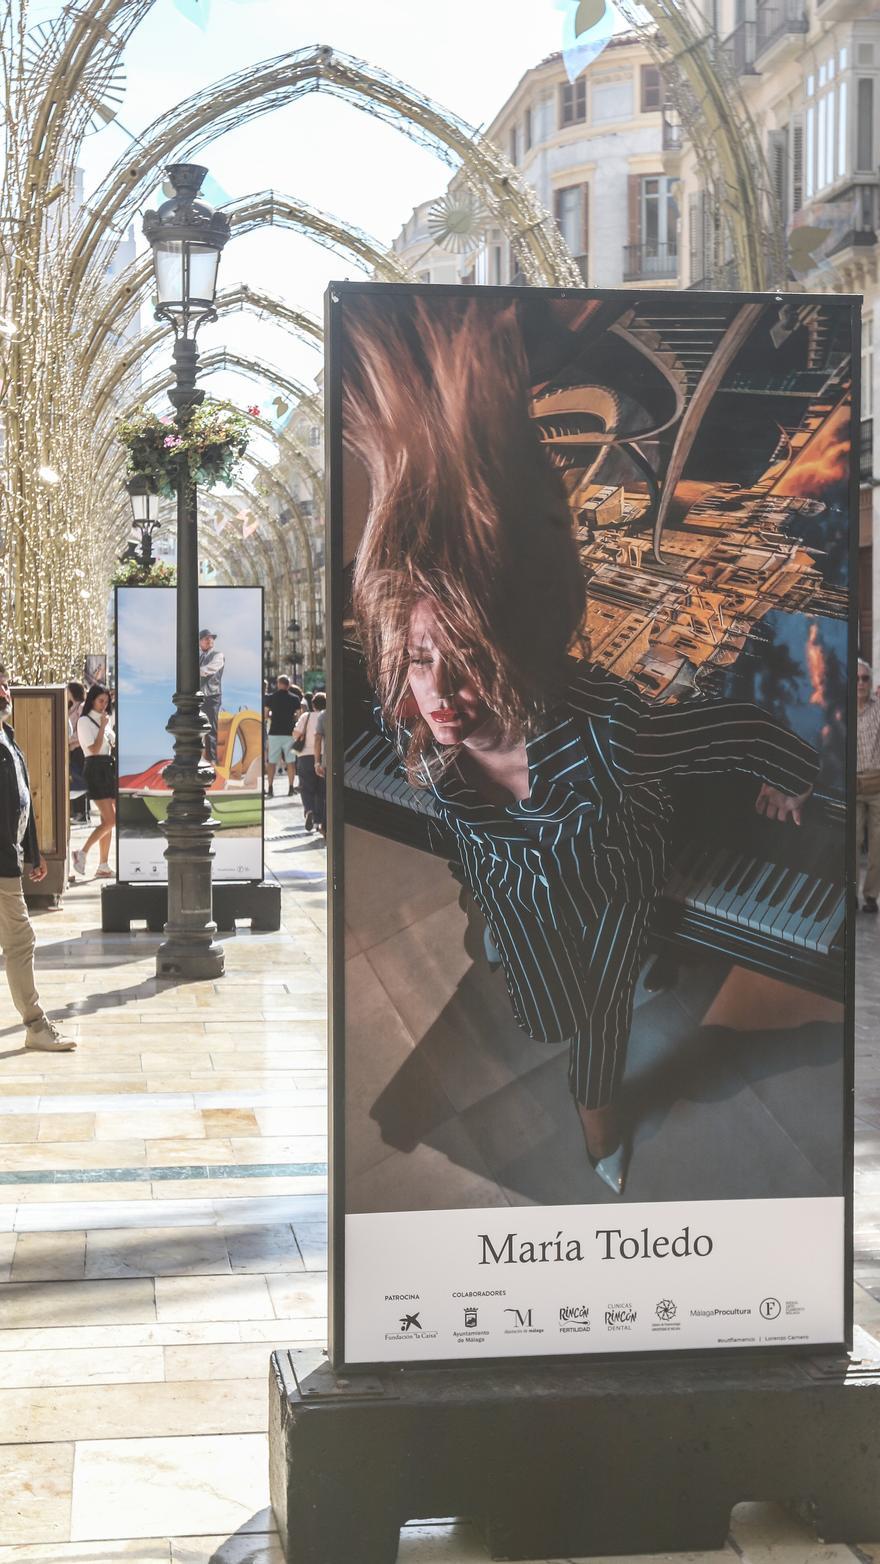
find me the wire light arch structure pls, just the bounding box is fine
[65,45,581,306]
[82,188,412,372]
[1,9,581,680]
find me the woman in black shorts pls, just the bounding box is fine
[73,683,116,879]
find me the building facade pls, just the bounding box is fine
[394,11,878,655]
[676,0,878,655]
[393,36,675,291]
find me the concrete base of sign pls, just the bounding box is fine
[100,880,281,933]
[269,1330,880,1562]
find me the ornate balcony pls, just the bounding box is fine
[721,20,757,75]
[623,241,678,281]
[755,0,808,61]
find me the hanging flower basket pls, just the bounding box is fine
[110,558,177,588]
[117,398,255,498]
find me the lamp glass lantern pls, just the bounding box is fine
[143,164,230,336]
[127,476,160,529]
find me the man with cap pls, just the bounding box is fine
[0,666,75,1050]
[199,629,225,764]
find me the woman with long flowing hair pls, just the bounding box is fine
[344,294,817,1194]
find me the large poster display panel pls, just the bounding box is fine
[329,283,857,1368]
[116,585,264,882]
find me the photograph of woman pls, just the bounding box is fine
[337,287,851,1217]
[72,682,116,880]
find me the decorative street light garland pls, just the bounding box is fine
[117,398,257,498]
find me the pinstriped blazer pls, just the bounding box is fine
[402,665,819,1048]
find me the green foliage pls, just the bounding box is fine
[110,558,177,588]
[117,399,251,498]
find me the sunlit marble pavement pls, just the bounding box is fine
[0,795,877,1559]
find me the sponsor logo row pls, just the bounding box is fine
[384,1296,795,1343]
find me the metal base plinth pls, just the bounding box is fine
[100,882,282,934]
[269,1331,880,1563]
[155,935,225,980]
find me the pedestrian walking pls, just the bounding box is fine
[857,658,880,913]
[293,693,323,834]
[312,691,327,840]
[72,683,116,880]
[0,665,75,1050]
[264,675,303,797]
[66,680,89,825]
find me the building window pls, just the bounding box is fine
[509,125,518,164]
[641,175,677,255]
[592,75,634,122]
[491,243,503,285]
[641,65,662,111]
[559,76,587,127]
[554,183,589,258]
[308,426,321,448]
[524,106,532,151]
[857,79,875,172]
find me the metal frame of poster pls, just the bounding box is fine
[327,281,858,1371]
[114,584,265,885]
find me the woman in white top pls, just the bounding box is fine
[73,684,116,878]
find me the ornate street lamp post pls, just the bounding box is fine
[143,164,230,980]
[286,618,301,685]
[120,476,161,568]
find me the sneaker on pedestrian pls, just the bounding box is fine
[863,896,879,914]
[25,1019,76,1052]
[72,848,87,876]
[304,810,314,832]
[95,863,114,879]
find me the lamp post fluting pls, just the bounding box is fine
[142,164,230,980]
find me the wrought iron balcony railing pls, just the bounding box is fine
[623,241,678,281]
[721,20,757,74]
[755,0,808,59]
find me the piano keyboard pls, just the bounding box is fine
[663,842,845,956]
[343,726,453,856]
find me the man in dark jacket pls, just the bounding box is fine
[0,667,75,1051]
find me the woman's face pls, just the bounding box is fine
[406,600,489,746]
[92,693,109,714]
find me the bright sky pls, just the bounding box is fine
[49,0,583,405]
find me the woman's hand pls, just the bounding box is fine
[755,783,812,825]
[98,712,109,728]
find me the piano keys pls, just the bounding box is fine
[343,724,455,856]
[654,775,846,996]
